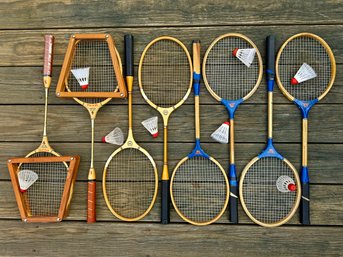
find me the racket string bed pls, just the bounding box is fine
[172,156,228,224]
[104,148,156,219]
[67,40,119,94]
[21,161,68,216]
[241,158,298,224]
[278,37,331,101]
[205,38,260,100]
[140,40,191,107]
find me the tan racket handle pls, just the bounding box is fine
[43,35,54,88]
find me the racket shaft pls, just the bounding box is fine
[87,180,96,223]
[229,120,238,223]
[301,118,310,224]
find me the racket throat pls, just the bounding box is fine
[294,99,318,119]
[188,139,209,159]
[258,138,283,159]
[221,99,243,119]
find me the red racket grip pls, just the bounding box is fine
[87,181,96,223]
[44,35,54,77]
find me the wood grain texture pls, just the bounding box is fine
[1,26,343,66]
[1,181,342,225]
[1,143,342,184]
[0,0,342,29]
[0,65,342,104]
[0,221,342,257]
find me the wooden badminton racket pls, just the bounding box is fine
[138,36,192,224]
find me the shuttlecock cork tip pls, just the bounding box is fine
[152,132,159,138]
[291,78,298,85]
[223,121,230,126]
[102,136,106,143]
[288,184,296,192]
[19,188,27,193]
[232,48,238,57]
[81,84,88,90]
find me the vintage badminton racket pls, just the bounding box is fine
[276,33,336,225]
[170,41,229,225]
[16,35,78,222]
[203,33,263,223]
[239,36,301,227]
[138,36,192,224]
[103,34,158,221]
[58,34,125,223]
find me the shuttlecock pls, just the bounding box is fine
[71,67,90,90]
[18,169,38,193]
[291,63,317,85]
[211,122,230,144]
[102,127,124,145]
[276,175,296,193]
[232,48,256,67]
[141,116,158,138]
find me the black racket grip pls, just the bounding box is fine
[300,183,310,225]
[161,180,170,224]
[266,35,275,81]
[124,34,134,77]
[229,185,238,223]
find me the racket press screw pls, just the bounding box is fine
[8,160,11,163]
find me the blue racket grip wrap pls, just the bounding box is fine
[229,163,238,223]
[193,72,200,96]
[301,166,310,225]
[161,180,170,224]
[266,35,275,92]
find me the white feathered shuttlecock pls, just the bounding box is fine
[291,63,317,85]
[71,67,90,90]
[102,127,124,145]
[211,122,230,144]
[141,116,158,138]
[18,169,38,193]
[276,175,296,193]
[232,48,256,67]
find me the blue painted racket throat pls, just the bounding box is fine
[221,99,243,119]
[294,98,318,119]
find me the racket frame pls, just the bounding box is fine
[202,33,263,223]
[138,36,193,224]
[8,156,80,223]
[275,32,336,225]
[170,41,229,226]
[103,34,158,221]
[56,34,127,98]
[239,35,301,227]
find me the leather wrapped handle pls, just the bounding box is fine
[44,35,54,77]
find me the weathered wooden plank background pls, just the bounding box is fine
[0,0,342,256]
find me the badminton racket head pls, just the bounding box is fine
[170,156,229,225]
[57,34,126,99]
[276,33,336,103]
[138,36,192,112]
[203,33,263,103]
[8,156,80,222]
[103,145,158,221]
[239,156,301,227]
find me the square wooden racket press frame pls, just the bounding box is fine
[56,34,127,98]
[7,156,80,223]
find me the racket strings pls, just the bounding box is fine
[172,156,227,224]
[140,39,191,107]
[241,157,297,224]
[205,37,260,100]
[278,36,332,100]
[20,159,68,217]
[67,39,119,104]
[104,148,156,219]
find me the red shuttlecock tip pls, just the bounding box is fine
[102,136,106,143]
[223,121,230,126]
[152,132,159,138]
[232,48,239,57]
[288,183,296,192]
[291,78,298,85]
[20,188,27,193]
[81,84,88,90]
